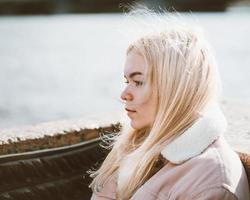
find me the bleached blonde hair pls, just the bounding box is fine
[88,6,222,200]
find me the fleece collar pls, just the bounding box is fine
[161,101,227,164]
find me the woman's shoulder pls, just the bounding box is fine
[216,137,250,198]
[176,135,250,199]
[193,135,245,181]
[144,136,249,200]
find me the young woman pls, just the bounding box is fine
[89,8,250,200]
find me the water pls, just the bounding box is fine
[0,11,250,130]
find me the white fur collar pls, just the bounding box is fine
[117,101,227,190]
[161,101,227,164]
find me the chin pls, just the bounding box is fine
[130,120,147,130]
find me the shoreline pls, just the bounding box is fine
[0,98,249,154]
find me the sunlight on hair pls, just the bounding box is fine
[118,4,208,53]
[89,5,224,200]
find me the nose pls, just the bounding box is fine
[120,88,133,101]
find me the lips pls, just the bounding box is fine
[125,108,136,112]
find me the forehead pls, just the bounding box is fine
[124,52,146,77]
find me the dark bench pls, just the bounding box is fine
[0,128,249,200]
[237,152,250,192]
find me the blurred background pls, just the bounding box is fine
[0,0,249,130]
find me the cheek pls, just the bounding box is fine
[134,100,157,126]
[134,93,147,105]
[129,89,157,129]
[139,94,157,114]
[129,109,154,130]
[142,104,156,122]
[133,86,150,104]
[141,94,157,121]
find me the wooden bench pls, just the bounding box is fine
[0,124,120,200]
[0,124,249,199]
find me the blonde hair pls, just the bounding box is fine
[88,6,222,200]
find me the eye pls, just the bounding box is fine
[134,81,143,86]
[123,79,143,87]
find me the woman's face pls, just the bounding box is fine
[121,51,157,130]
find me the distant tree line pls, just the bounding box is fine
[0,0,242,15]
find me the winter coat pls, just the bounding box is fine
[91,102,250,200]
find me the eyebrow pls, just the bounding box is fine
[124,72,143,79]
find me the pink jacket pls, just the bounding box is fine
[91,102,250,200]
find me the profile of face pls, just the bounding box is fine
[121,51,158,130]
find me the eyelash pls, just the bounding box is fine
[124,80,143,86]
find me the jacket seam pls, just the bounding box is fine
[189,145,238,199]
[213,144,227,184]
[212,144,238,197]
[140,185,171,200]
[190,185,238,200]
